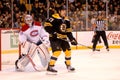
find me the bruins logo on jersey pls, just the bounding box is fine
[60,24,67,32]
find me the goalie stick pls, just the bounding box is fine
[77,43,100,51]
[58,38,100,51]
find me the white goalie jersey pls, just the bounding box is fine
[19,21,49,46]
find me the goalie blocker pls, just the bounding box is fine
[15,41,50,71]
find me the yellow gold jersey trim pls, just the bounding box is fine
[66,28,72,32]
[52,13,61,19]
[57,33,67,39]
[44,22,52,27]
[52,13,70,21]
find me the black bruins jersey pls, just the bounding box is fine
[44,13,74,40]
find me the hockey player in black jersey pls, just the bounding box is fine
[44,6,77,74]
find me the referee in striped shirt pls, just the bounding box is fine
[92,14,109,51]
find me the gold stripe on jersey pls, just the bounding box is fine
[52,13,61,19]
[57,33,67,39]
[66,28,72,32]
[49,33,67,39]
[44,22,52,27]
[52,13,70,21]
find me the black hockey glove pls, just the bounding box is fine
[70,38,77,45]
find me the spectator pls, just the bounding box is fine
[0,0,119,31]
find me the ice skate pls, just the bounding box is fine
[66,65,75,72]
[65,62,75,72]
[93,48,95,52]
[46,66,57,75]
[106,48,109,51]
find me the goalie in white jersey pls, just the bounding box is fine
[15,14,50,71]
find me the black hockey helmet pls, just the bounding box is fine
[57,5,67,12]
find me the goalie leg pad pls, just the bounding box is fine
[37,44,50,68]
[15,54,26,70]
[15,42,37,71]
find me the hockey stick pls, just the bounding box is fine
[77,43,100,51]
[58,38,100,51]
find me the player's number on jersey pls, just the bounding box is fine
[49,18,54,22]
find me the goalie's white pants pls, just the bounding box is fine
[16,42,50,71]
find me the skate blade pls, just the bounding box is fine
[68,70,76,72]
[46,71,57,75]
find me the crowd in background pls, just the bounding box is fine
[0,0,120,31]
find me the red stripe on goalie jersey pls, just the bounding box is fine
[34,21,41,26]
[21,24,29,32]
[21,21,41,32]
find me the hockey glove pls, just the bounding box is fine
[43,40,50,48]
[71,38,77,45]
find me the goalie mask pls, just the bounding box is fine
[24,14,33,26]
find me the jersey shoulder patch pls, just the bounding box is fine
[34,21,41,26]
[52,13,61,19]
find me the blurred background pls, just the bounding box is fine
[0,0,120,31]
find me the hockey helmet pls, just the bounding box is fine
[58,6,67,11]
[24,14,33,26]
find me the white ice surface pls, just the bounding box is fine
[0,49,120,80]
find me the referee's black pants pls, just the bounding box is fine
[92,31,109,50]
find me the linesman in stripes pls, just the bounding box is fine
[92,14,109,51]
